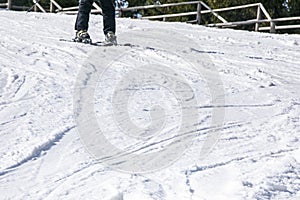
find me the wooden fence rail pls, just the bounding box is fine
[0,0,30,10]
[0,0,10,9]
[0,3,8,7]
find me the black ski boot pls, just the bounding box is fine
[104,31,117,46]
[74,30,92,44]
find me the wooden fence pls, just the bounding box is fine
[1,0,300,33]
[119,1,300,33]
[51,0,102,14]
[0,0,101,13]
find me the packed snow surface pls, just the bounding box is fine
[0,10,300,200]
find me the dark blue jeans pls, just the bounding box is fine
[75,0,116,35]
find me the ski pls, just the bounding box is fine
[59,38,138,48]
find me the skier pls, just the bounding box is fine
[74,0,117,45]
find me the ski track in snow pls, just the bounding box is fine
[0,10,300,200]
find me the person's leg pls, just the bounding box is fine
[75,0,94,31]
[99,0,116,35]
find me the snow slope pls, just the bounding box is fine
[0,10,300,200]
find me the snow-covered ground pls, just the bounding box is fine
[0,10,300,200]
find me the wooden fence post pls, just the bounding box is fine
[270,21,276,33]
[50,0,63,12]
[34,0,37,12]
[196,3,201,25]
[50,1,54,13]
[32,0,46,13]
[255,4,261,31]
[7,0,12,10]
